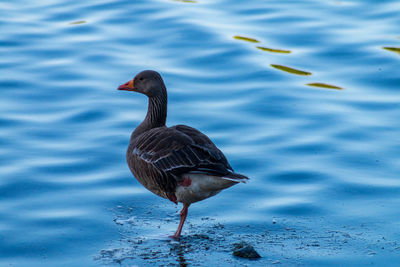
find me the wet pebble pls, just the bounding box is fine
[232,242,261,259]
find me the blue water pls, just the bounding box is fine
[1,0,400,266]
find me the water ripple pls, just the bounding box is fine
[1,0,400,266]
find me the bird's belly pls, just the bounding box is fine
[175,173,236,204]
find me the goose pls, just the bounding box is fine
[118,70,248,240]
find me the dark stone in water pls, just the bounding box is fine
[232,242,261,259]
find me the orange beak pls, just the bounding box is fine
[118,79,134,91]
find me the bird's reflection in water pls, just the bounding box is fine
[169,240,189,267]
[168,234,211,267]
[177,251,188,267]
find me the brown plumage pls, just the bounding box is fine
[118,70,248,239]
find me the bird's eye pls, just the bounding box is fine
[139,77,144,81]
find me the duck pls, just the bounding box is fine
[118,70,248,240]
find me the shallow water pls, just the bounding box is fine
[1,0,400,266]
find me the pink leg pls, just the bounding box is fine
[171,203,190,240]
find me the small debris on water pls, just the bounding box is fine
[190,234,209,240]
[342,233,351,238]
[233,241,261,259]
[382,46,400,55]
[306,82,343,90]
[69,20,87,25]
[216,234,224,239]
[114,216,136,225]
[213,223,225,229]
[233,35,260,43]
[270,64,312,76]
[256,46,291,54]
[173,0,198,3]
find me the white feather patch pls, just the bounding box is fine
[175,173,239,204]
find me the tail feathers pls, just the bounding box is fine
[222,172,249,183]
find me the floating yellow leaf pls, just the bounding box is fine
[270,64,311,76]
[256,46,291,54]
[233,35,259,43]
[307,83,343,90]
[383,47,400,55]
[69,20,86,25]
[173,0,197,2]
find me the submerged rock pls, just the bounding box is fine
[232,242,261,259]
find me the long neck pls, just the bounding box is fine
[131,89,167,140]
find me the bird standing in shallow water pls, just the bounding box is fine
[118,70,248,240]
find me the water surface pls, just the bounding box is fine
[1,0,400,266]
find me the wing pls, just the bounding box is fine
[170,124,233,172]
[129,125,234,193]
